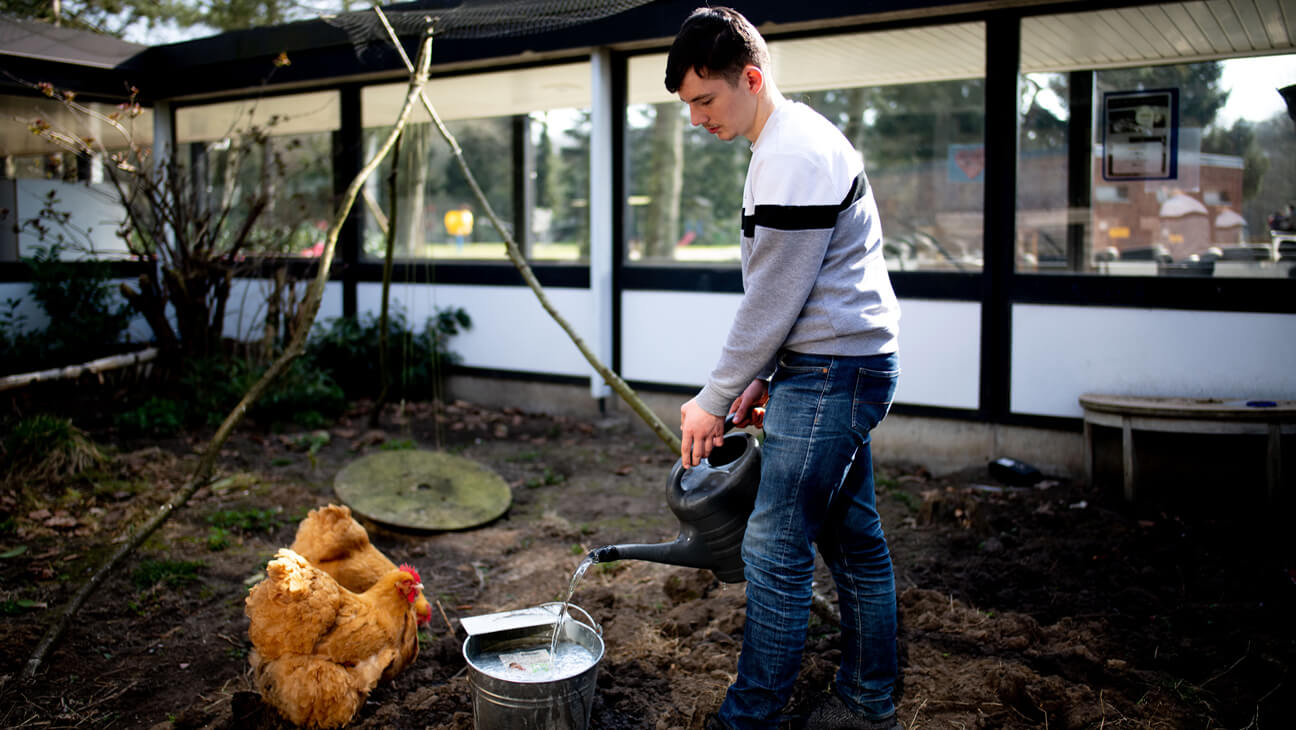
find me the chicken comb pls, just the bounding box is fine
[398,563,422,583]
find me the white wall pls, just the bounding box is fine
[224,279,345,342]
[620,290,739,387]
[620,291,982,409]
[13,262,1295,428]
[0,282,31,328]
[893,299,980,409]
[357,282,595,378]
[13,180,130,258]
[1011,304,1296,417]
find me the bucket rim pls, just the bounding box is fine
[462,609,604,684]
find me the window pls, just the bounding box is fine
[176,91,339,258]
[1017,3,1296,277]
[626,22,987,271]
[1,93,154,182]
[361,62,591,262]
[2,93,154,261]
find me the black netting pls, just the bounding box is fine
[326,0,657,57]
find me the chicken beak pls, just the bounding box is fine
[414,582,424,591]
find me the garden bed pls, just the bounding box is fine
[1,394,1291,729]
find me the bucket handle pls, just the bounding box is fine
[540,602,602,637]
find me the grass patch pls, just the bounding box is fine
[0,598,44,615]
[132,559,204,590]
[524,467,565,489]
[114,397,185,436]
[206,507,283,534]
[206,527,233,551]
[887,489,920,513]
[3,414,105,482]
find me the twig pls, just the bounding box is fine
[372,6,682,457]
[21,24,438,681]
[79,680,138,713]
[436,598,456,636]
[908,697,927,729]
[23,477,213,679]
[1199,640,1250,688]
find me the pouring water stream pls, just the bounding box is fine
[549,554,596,659]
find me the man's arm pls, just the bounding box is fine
[694,148,843,417]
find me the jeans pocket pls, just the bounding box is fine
[852,366,898,432]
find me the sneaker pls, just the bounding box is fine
[802,692,901,730]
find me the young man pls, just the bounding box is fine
[665,7,902,730]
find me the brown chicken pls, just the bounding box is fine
[289,503,433,679]
[290,504,398,594]
[245,548,424,729]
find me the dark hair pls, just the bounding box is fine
[664,6,769,93]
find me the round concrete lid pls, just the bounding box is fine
[334,450,511,531]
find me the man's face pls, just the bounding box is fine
[677,67,758,143]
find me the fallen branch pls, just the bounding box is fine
[373,7,682,456]
[23,477,209,679]
[0,347,158,392]
[21,24,437,681]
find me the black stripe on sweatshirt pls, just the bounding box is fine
[741,171,869,236]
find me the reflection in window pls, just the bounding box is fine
[530,109,589,261]
[1,94,154,183]
[360,63,590,262]
[1017,4,1296,278]
[363,118,514,261]
[800,81,986,272]
[626,23,986,270]
[176,92,338,258]
[625,102,745,263]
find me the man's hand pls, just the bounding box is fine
[680,398,724,469]
[729,379,769,429]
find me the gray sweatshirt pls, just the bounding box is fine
[695,100,900,416]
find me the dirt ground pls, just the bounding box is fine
[1,391,1292,729]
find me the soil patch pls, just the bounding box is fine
[2,394,1292,729]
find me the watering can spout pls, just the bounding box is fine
[590,530,731,577]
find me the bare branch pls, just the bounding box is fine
[373,5,681,455]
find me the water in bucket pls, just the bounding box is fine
[472,641,597,682]
[461,602,604,730]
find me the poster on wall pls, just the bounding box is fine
[947,143,985,183]
[1102,88,1179,181]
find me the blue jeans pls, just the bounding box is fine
[718,350,899,729]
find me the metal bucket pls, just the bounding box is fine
[461,603,604,730]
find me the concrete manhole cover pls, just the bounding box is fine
[333,450,511,531]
